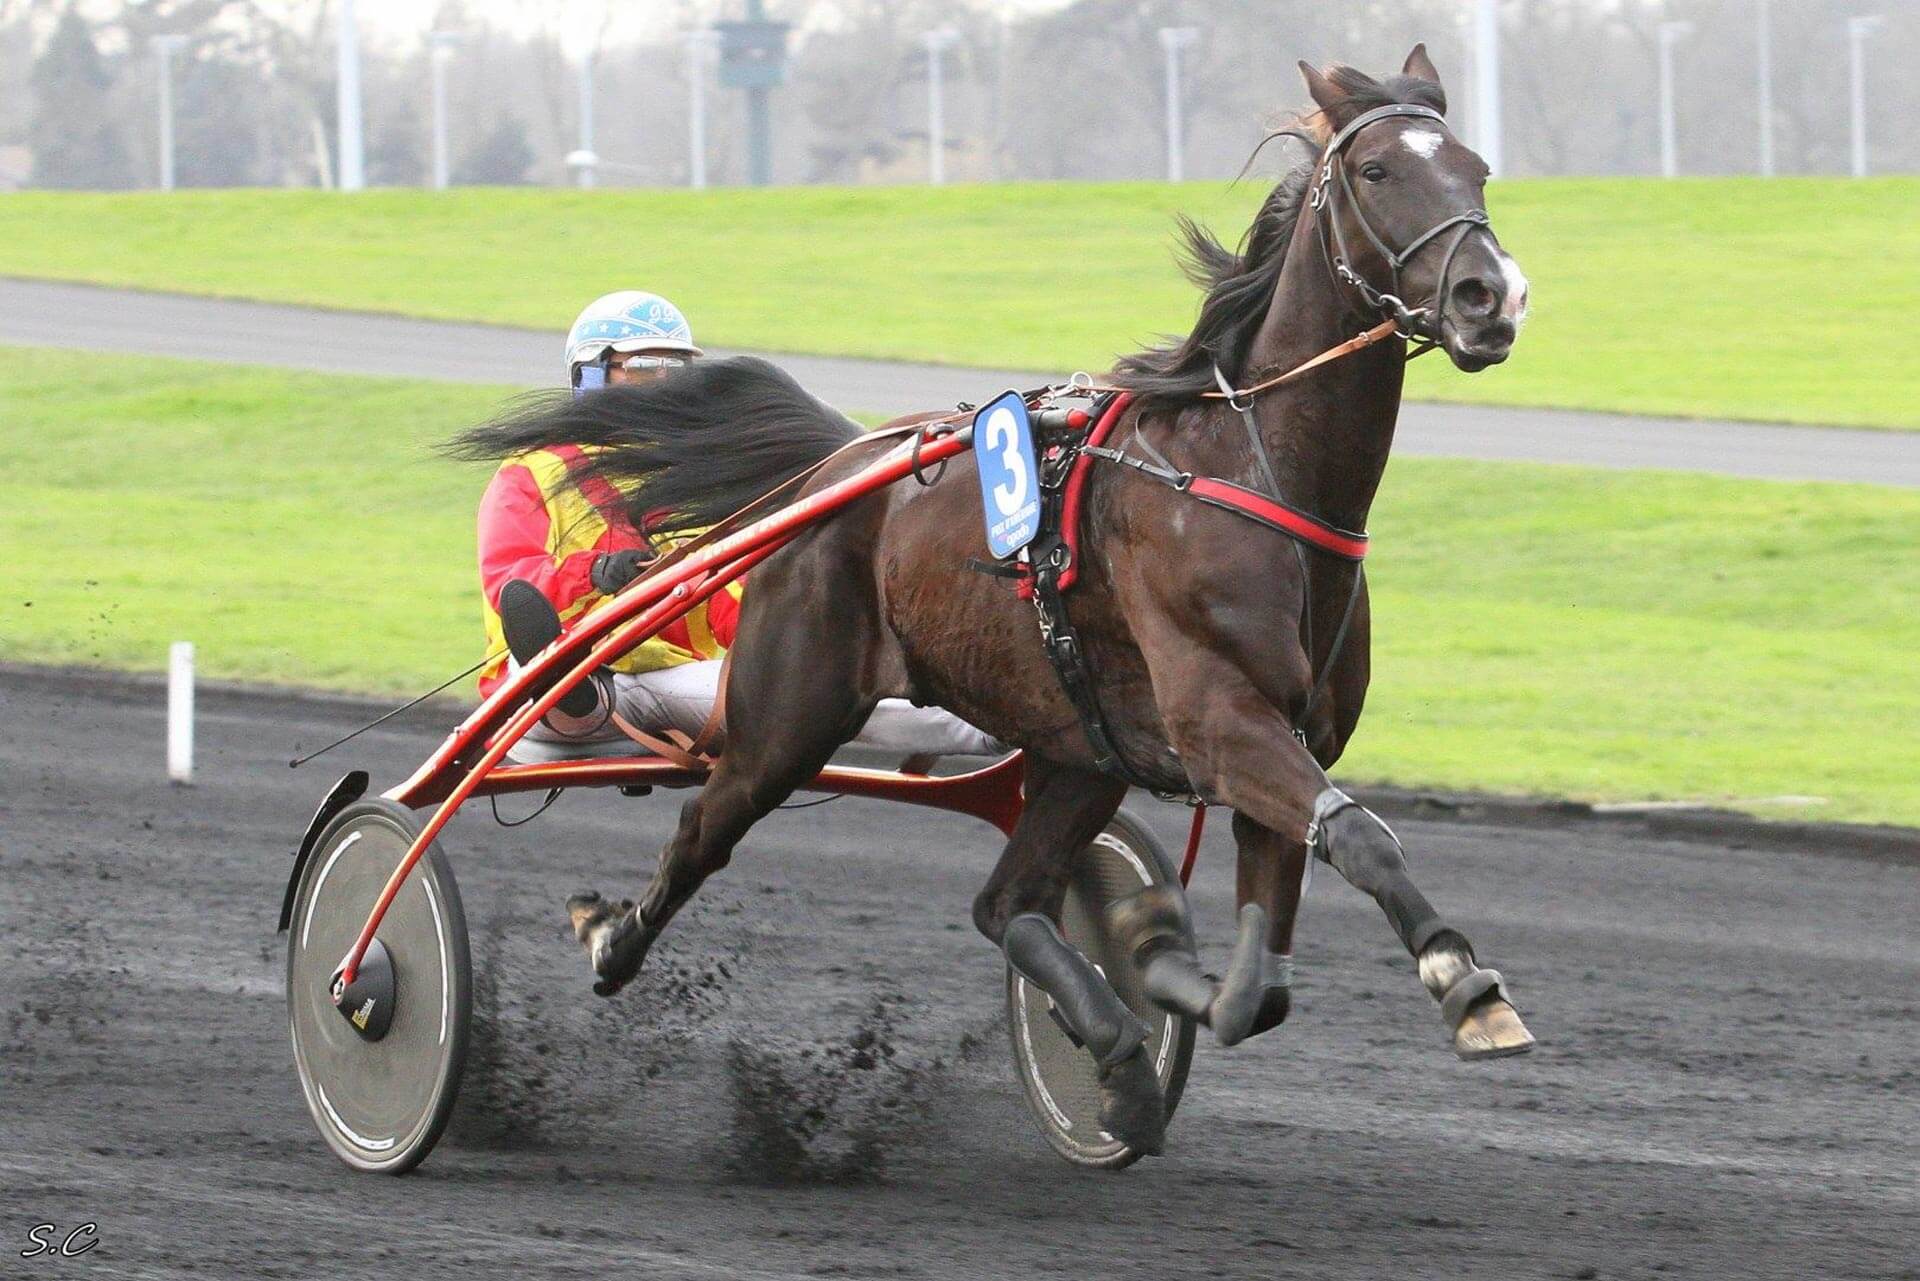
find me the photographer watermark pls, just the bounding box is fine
[20,1223,98,1259]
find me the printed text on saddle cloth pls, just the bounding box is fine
[974,392,1042,559]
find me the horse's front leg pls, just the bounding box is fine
[972,756,1173,1152]
[1153,664,1535,1058]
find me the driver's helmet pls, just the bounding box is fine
[564,291,702,382]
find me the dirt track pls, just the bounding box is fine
[3,667,1916,1279]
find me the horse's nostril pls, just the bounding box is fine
[1450,277,1498,317]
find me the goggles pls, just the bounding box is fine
[619,353,691,372]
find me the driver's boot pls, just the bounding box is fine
[497,578,612,731]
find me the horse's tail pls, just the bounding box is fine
[446,356,862,535]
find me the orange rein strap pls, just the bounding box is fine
[1200,319,1399,404]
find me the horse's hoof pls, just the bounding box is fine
[1097,1047,1167,1156]
[566,893,649,997]
[1434,964,1535,1060]
[1453,995,1536,1060]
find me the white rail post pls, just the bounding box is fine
[168,641,195,785]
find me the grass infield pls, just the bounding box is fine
[0,177,1914,429]
[2,347,1913,823]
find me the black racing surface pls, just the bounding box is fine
[3,667,1916,1279]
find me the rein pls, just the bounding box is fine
[1032,102,1500,778]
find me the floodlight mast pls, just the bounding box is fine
[1158,27,1200,183]
[924,27,961,185]
[154,34,188,191]
[1471,0,1502,178]
[1847,15,1885,179]
[1755,0,1775,177]
[336,0,365,190]
[428,32,461,191]
[1657,20,1694,179]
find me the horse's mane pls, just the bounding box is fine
[1111,64,1446,412]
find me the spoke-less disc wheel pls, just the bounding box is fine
[287,798,469,1174]
[1006,808,1197,1169]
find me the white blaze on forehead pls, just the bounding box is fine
[1400,128,1444,159]
[1496,252,1530,324]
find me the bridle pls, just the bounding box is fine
[1015,103,1507,789]
[1199,101,1497,408]
[1309,102,1492,345]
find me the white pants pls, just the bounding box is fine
[529,659,1003,757]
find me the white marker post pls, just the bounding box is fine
[168,641,195,785]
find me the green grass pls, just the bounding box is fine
[3,346,1914,824]
[3,179,1917,428]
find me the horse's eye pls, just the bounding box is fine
[1361,164,1388,183]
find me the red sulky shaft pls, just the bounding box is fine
[338,424,975,994]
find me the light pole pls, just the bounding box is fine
[1755,0,1774,177]
[336,0,364,190]
[686,29,718,189]
[991,7,1012,180]
[924,26,960,185]
[577,48,596,188]
[154,34,187,191]
[1657,20,1693,179]
[1471,0,1502,178]
[1846,15,1884,178]
[1157,26,1199,183]
[428,32,460,191]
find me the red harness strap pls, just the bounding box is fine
[1179,803,1207,887]
[1057,392,1133,591]
[1054,391,1369,586]
[1183,477,1369,561]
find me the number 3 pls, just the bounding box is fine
[986,406,1029,517]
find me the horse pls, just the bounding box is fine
[454,47,1535,1155]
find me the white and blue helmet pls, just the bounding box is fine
[564,290,702,375]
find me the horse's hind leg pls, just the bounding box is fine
[573,565,881,996]
[973,758,1172,1153]
[572,728,849,996]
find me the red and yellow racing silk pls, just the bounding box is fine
[476,445,741,695]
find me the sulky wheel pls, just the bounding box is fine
[286,797,470,1174]
[1006,807,1197,1169]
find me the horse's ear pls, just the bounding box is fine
[1298,60,1343,113]
[1403,43,1443,92]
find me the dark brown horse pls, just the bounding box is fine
[457,48,1535,1154]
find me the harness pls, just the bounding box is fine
[998,102,1493,794]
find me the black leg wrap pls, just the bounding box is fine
[1380,877,1446,958]
[1208,904,1294,1047]
[1308,787,1446,958]
[1105,887,1214,1022]
[1004,913,1149,1071]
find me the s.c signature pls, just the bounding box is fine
[20,1223,99,1259]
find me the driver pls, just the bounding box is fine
[477,290,1002,758]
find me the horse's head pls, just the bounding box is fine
[1298,46,1528,372]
